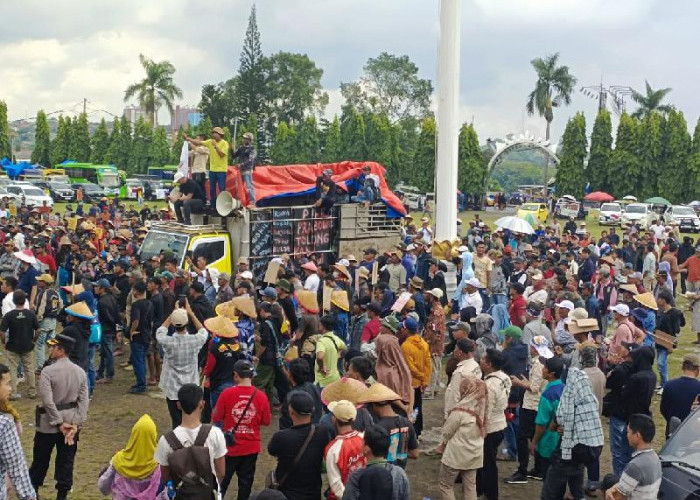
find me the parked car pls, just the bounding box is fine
[517,202,549,224]
[598,202,623,226]
[70,182,104,202]
[664,205,700,233]
[620,203,654,230]
[0,186,22,204]
[659,406,700,500]
[6,184,54,208]
[125,178,144,200]
[47,181,76,201]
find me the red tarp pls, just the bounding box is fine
[225,161,407,216]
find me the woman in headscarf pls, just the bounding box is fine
[434,375,488,500]
[97,414,167,499]
[473,313,499,364]
[453,251,475,312]
[373,316,414,416]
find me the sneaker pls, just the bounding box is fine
[504,472,528,484]
[526,469,544,481]
[656,387,663,395]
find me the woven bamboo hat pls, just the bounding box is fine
[619,284,638,294]
[331,290,350,312]
[321,377,368,406]
[333,264,352,281]
[295,290,319,313]
[232,296,257,318]
[61,284,85,295]
[215,300,239,321]
[355,382,401,404]
[66,301,95,320]
[204,315,239,338]
[633,292,658,311]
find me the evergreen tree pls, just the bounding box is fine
[395,117,419,181]
[321,116,342,163]
[365,112,394,173]
[235,5,267,117]
[90,118,110,164]
[295,116,320,163]
[554,113,588,198]
[31,110,51,166]
[457,123,487,197]
[340,107,367,161]
[104,118,121,165]
[586,109,613,192]
[110,116,132,170]
[195,116,213,138]
[657,109,691,203]
[170,126,185,164]
[0,101,10,160]
[411,117,436,192]
[70,113,91,162]
[637,112,664,200]
[50,116,71,166]
[130,117,154,174]
[607,113,640,198]
[149,126,171,167]
[688,119,700,201]
[269,122,297,165]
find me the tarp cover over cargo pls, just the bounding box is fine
[224,161,407,217]
[0,158,39,179]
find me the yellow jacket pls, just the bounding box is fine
[401,334,432,388]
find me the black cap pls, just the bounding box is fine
[367,301,382,315]
[233,360,255,378]
[47,334,76,353]
[288,391,315,415]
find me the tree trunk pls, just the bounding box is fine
[543,118,551,196]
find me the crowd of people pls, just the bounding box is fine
[0,194,699,500]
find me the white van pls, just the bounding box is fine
[620,203,654,230]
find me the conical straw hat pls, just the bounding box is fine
[66,301,94,320]
[231,296,257,318]
[61,284,85,295]
[321,377,368,406]
[331,290,349,312]
[295,290,319,313]
[204,315,239,338]
[355,382,401,404]
[215,300,239,321]
[619,284,638,294]
[633,292,658,311]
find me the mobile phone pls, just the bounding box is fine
[178,296,186,308]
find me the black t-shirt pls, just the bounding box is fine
[114,274,131,311]
[179,179,206,202]
[130,298,154,344]
[150,292,165,329]
[268,423,331,500]
[0,308,39,354]
[374,415,418,469]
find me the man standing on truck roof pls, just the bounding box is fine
[171,172,207,225]
[188,133,210,198]
[231,132,257,208]
[184,127,229,204]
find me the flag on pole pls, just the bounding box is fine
[178,141,190,178]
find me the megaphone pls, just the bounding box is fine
[216,191,242,216]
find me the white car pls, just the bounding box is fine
[620,203,654,230]
[6,184,54,208]
[664,205,700,233]
[598,202,623,226]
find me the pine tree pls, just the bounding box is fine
[586,109,613,192]
[457,123,486,197]
[0,101,10,160]
[70,113,91,162]
[365,112,394,173]
[657,109,691,203]
[108,116,133,170]
[295,116,320,163]
[235,5,267,117]
[321,116,342,163]
[31,110,51,166]
[687,119,700,201]
[340,107,367,161]
[50,116,71,166]
[269,122,297,165]
[637,112,665,201]
[554,113,588,198]
[411,117,436,192]
[607,113,640,198]
[104,118,121,165]
[130,117,153,174]
[90,118,110,164]
[150,126,171,167]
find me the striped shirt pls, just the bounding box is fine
[617,448,662,500]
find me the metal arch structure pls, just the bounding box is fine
[486,131,560,175]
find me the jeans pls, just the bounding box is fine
[29,431,78,495]
[221,453,258,499]
[87,344,97,394]
[130,341,148,391]
[174,198,205,225]
[502,406,519,459]
[36,317,56,369]
[491,293,507,306]
[586,456,600,489]
[657,347,668,387]
[609,416,633,476]
[479,289,491,310]
[477,430,504,500]
[540,450,584,500]
[98,333,115,380]
[241,171,255,204]
[413,388,424,437]
[211,382,233,409]
[210,171,227,202]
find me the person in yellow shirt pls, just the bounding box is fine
[184,127,229,203]
[398,317,431,437]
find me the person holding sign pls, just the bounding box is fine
[184,127,229,203]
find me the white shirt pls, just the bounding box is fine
[459,290,483,313]
[13,233,24,251]
[524,287,548,306]
[649,224,665,240]
[304,273,320,293]
[421,226,433,245]
[1,291,15,316]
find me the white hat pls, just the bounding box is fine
[406,244,416,251]
[338,258,350,267]
[173,172,185,183]
[531,272,544,281]
[240,270,253,280]
[556,300,575,311]
[465,278,482,288]
[457,245,469,253]
[609,303,630,317]
[427,288,444,299]
[171,308,189,327]
[530,335,554,359]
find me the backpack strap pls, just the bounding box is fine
[277,425,316,488]
[194,424,212,447]
[232,389,258,433]
[164,430,184,452]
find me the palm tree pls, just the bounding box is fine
[124,54,183,126]
[526,53,577,193]
[631,81,673,119]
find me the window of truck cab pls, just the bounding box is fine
[139,231,189,265]
[189,236,227,268]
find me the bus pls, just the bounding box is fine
[147,165,179,187]
[63,163,123,196]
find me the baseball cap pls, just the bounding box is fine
[400,317,419,333]
[453,322,471,334]
[682,353,700,368]
[465,278,482,288]
[261,287,277,299]
[556,300,575,311]
[233,360,255,378]
[500,326,523,339]
[240,271,253,280]
[171,309,188,327]
[93,278,111,289]
[530,335,553,359]
[173,172,185,183]
[609,304,630,316]
[289,391,315,416]
[327,400,357,422]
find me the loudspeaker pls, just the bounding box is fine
[216,191,241,216]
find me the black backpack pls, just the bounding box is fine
[163,425,216,499]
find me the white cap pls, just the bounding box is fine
[240,270,253,280]
[609,303,630,316]
[427,288,444,299]
[457,245,469,253]
[338,258,350,267]
[406,244,416,251]
[556,300,575,311]
[531,272,544,281]
[173,172,185,183]
[171,308,188,327]
[465,277,482,288]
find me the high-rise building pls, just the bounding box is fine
[172,105,202,132]
[123,105,150,126]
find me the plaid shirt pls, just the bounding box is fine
[156,327,208,400]
[556,368,605,460]
[0,413,35,500]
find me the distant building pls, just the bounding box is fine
[171,105,202,132]
[123,105,150,126]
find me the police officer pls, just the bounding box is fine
[29,333,89,500]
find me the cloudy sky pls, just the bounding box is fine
[1,0,697,143]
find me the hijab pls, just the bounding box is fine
[112,414,159,480]
[450,375,489,437]
[374,331,413,407]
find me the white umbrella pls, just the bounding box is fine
[622,195,637,201]
[495,216,534,234]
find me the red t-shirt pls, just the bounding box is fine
[361,317,381,343]
[36,254,57,275]
[509,295,527,327]
[211,385,271,456]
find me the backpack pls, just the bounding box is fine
[163,425,216,499]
